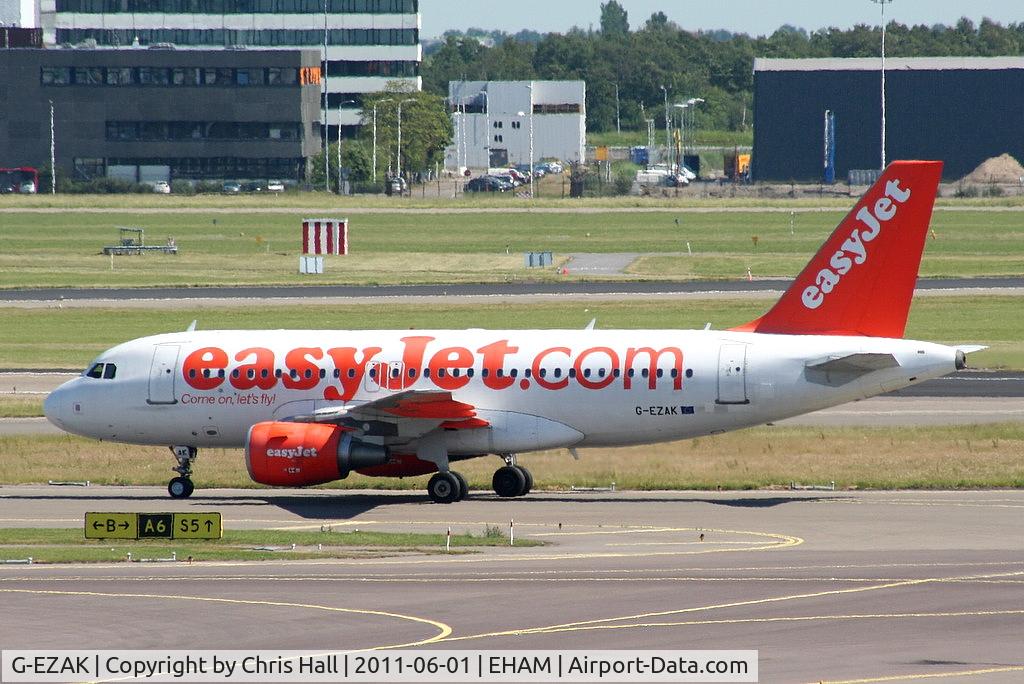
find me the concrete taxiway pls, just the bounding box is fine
[1,487,1022,683]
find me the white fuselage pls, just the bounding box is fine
[44,329,959,456]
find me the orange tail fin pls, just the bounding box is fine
[734,160,942,338]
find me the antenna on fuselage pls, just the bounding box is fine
[186,320,197,332]
[584,318,596,330]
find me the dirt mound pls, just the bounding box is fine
[962,154,1024,184]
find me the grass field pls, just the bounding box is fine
[1,208,1023,288]
[3,424,1022,491]
[0,527,538,564]
[0,295,1018,369]
[0,396,44,417]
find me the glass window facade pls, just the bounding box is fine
[326,60,418,77]
[108,156,305,180]
[56,0,417,13]
[41,64,309,86]
[106,121,303,141]
[56,27,417,46]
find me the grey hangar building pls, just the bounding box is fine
[752,57,1024,182]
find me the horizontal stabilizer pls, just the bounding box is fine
[806,352,899,375]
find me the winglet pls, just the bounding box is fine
[732,160,943,338]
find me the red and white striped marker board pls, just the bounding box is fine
[301,218,348,255]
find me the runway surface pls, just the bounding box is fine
[0,487,1022,682]
[3,276,1024,303]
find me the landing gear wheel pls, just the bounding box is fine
[168,476,194,499]
[516,465,533,495]
[452,471,469,501]
[427,472,462,504]
[168,445,198,498]
[493,465,527,498]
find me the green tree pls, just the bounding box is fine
[644,11,670,32]
[359,85,453,180]
[600,1,629,36]
[307,140,372,191]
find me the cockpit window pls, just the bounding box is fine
[85,362,117,380]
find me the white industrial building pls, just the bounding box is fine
[446,80,586,170]
[36,0,421,138]
[2,0,38,26]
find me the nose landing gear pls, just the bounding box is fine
[168,446,197,499]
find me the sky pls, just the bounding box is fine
[420,0,1022,39]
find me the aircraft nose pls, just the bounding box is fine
[44,385,66,428]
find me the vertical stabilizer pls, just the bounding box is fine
[734,160,942,338]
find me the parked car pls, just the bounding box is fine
[222,181,242,193]
[537,161,564,175]
[19,181,37,194]
[150,181,171,194]
[266,180,285,192]
[385,176,407,196]
[507,168,529,185]
[490,172,519,188]
[242,181,264,193]
[465,176,510,193]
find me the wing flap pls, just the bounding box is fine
[288,389,489,440]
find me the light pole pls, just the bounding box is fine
[372,97,392,183]
[49,99,56,194]
[336,99,355,193]
[321,0,329,192]
[516,83,535,199]
[396,97,416,181]
[673,103,687,171]
[871,0,893,169]
[528,82,534,199]
[660,85,669,164]
[481,90,489,170]
[684,97,704,160]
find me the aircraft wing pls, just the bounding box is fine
[289,390,490,437]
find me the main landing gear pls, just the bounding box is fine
[492,454,532,498]
[427,470,468,504]
[168,445,197,499]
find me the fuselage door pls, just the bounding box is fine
[716,344,749,404]
[148,344,180,405]
[364,361,405,393]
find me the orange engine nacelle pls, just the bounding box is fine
[245,422,389,487]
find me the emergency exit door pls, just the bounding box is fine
[717,344,749,404]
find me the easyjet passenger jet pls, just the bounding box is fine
[44,161,981,503]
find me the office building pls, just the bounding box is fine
[38,0,421,138]
[446,80,586,170]
[0,48,323,181]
